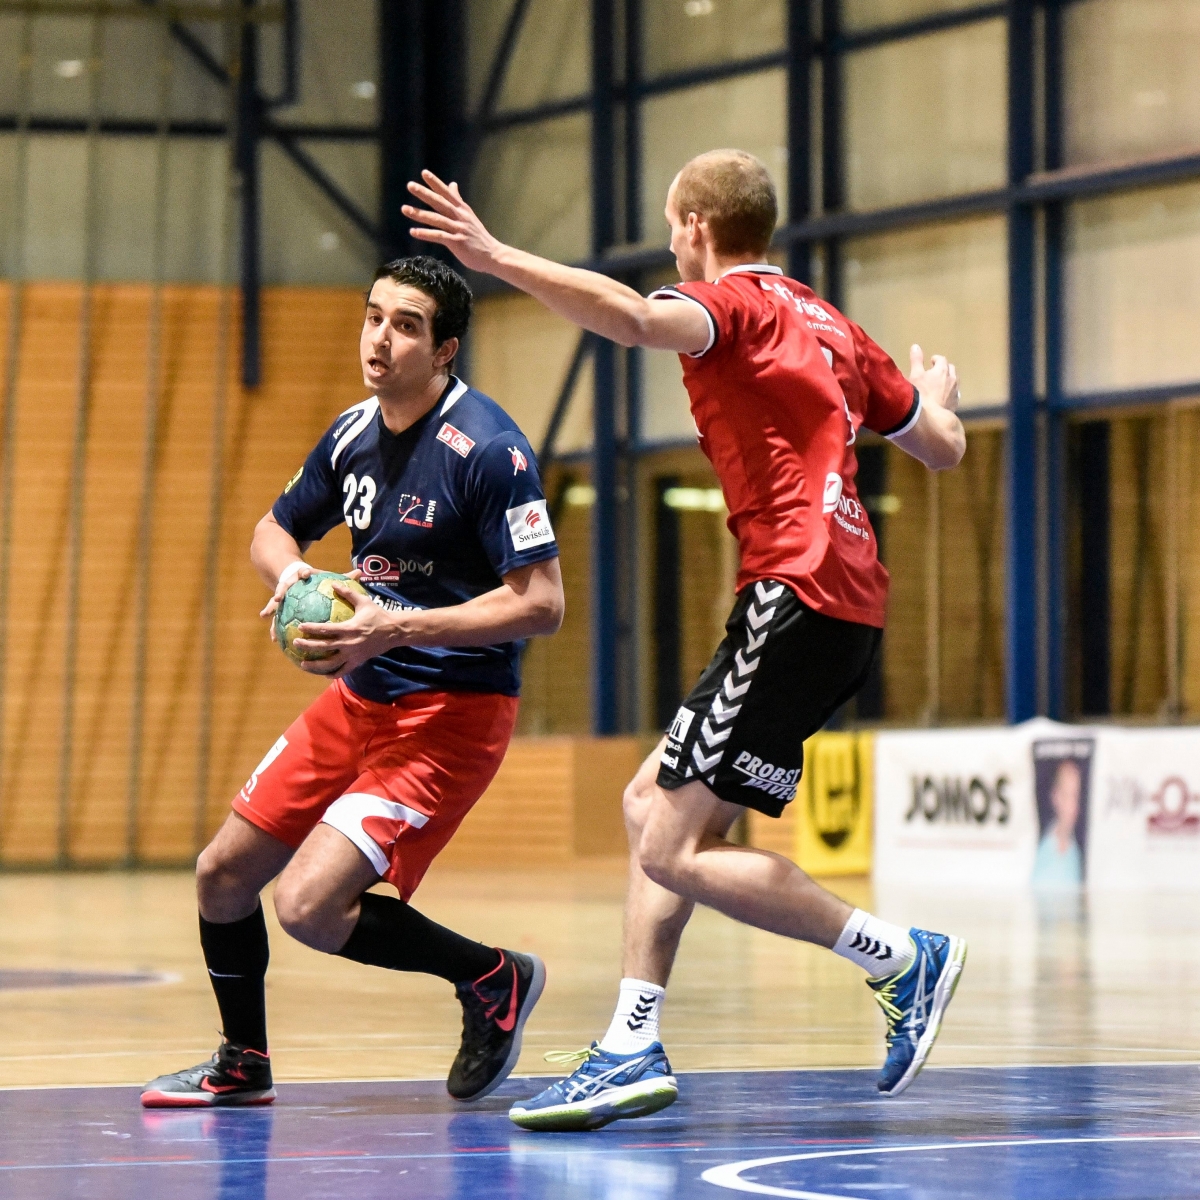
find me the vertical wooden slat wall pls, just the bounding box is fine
[2,283,80,862]
[0,283,362,866]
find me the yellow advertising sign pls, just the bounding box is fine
[794,732,874,876]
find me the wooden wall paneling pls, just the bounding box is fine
[677,469,734,697]
[434,739,577,868]
[570,736,641,856]
[937,427,1006,720]
[204,288,364,842]
[432,736,638,870]
[516,466,593,736]
[0,281,12,856]
[135,285,222,862]
[880,445,928,723]
[0,284,83,864]
[1179,406,1200,717]
[1108,412,1168,715]
[67,285,151,863]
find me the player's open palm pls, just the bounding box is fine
[403,171,502,274]
[909,344,960,412]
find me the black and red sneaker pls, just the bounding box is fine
[447,949,546,1101]
[141,1041,275,1108]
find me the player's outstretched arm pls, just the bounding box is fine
[890,345,966,471]
[402,171,711,355]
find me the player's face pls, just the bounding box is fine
[360,280,456,398]
[665,180,706,282]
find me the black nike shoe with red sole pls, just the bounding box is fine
[447,948,545,1101]
[141,1041,275,1108]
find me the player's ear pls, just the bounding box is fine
[433,336,459,369]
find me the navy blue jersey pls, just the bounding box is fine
[272,377,558,702]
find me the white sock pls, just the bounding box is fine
[833,909,916,979]
[598,978,666,1055]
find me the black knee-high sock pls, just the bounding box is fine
[336,892,501,984]
[198,904,270,1054]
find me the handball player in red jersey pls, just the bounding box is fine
[405,150,968,1131]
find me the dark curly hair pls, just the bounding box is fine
[369,256,472,347]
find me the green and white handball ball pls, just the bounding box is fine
[274,571,369,666]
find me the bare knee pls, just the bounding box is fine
[272,872,345,953]
[637,822,687,893]
[196,843,260,923]
[623,775,657,845]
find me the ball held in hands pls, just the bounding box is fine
[274,571,369,667]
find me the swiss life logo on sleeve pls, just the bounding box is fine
[506,500,555,551]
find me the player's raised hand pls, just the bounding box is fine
[402,171,504,273]
[909,344,960,413]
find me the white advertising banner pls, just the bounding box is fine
[1088,727,1200,889]
[872,721,1067,887]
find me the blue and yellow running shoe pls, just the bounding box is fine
[869,927,967,1097]
[508,1042,678,1131]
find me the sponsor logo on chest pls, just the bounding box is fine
[355,554,434,583]
[436,422,475,458]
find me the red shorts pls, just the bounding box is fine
[231,680,518,899]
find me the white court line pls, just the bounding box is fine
[9,1060,1200,1089]
[701,1134,1200,1198]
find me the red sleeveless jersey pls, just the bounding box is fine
[651,264,920,628]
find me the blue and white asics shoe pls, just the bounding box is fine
[869,927,967,1097]
[508,1042,678,1132]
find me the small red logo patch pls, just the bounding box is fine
[436,422,475,458]
[508,445,528,475]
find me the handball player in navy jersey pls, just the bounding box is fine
[142,257,563,1107]
[405,151,968,1131]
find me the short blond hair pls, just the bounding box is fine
[673,149,778,256]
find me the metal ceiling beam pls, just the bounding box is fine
[475,0,533,124]
[0,115,379,139]
[538,332,595,465]
[272,132,381,244]
[482,1,1009,133]
[1006,0,1038,723]
[235,0,262,387]
[786,0,813,284]
[0,0,283,17]
[590,0,619,737]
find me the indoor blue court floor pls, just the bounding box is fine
[3,1063,1200,1200]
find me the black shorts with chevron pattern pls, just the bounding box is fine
[656,580,881,818]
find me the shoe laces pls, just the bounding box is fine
[870,977,907,1044]
[543,1046,596,1068]
[462,1002,492,1045]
